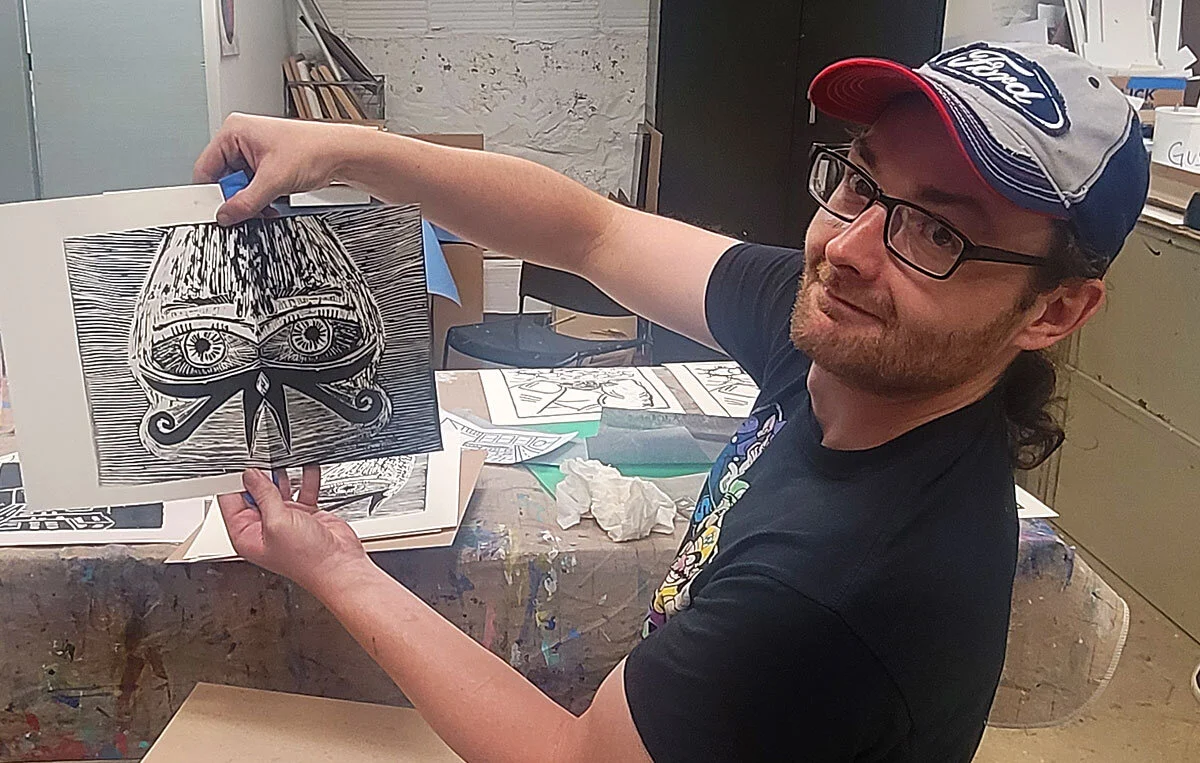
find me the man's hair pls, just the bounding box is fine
[1001,225,1106,469]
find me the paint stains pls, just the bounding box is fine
[540,634,560,668]
[482,603,497,650]
[449,570,475,596]
[508,642,521,668]
[50,693,80,709]
[39,737,88,760]
[459,522,511,562]
[23,713,39,732]
[52,639,76,662]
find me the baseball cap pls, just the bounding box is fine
[809,41,1150,271]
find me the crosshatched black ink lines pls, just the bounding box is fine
[64,205,442,485]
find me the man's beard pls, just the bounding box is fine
[790,258,1028,397]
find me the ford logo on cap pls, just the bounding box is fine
[930,43,1070,136]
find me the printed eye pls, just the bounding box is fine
[148,324,257,379]
[290,318,333,356]
[181,329,228,368]
[261,315,365,366]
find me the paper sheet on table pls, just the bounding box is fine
[1016,485,1058,520]
[439,410,575,464]
[664,361,759,419]
[0,452,207,546]
[479,367,685,425]
[174,438,463,563]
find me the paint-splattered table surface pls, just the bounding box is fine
[0,371,1123,759]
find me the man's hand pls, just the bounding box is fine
[194,113,377,226]
[217,467,371,594]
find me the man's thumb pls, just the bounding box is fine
[216,175,281,226]
[242,469,288,527]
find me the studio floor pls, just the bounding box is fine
[975,535,1200,762]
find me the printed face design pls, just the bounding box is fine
[129,217,390,458]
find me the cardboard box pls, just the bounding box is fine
[1111,75,1187,126]
[143,683,462,762]
[1148,161,1200,211]
[433,242,485,368]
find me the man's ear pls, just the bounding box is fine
[1013,278,1106,352]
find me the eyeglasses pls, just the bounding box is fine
[807,144,1047,280]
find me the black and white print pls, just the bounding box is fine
[664,362,760,419]
[63,206,442,486]
[311,453,427,520]
[440,411,576,464]
[175,441,463,562]
[0,454,206,546]
[478,367,685,425]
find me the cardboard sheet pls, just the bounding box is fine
[143,683,462,762]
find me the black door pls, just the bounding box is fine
[652,0,945,362]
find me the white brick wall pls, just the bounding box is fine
[303,0,653,193]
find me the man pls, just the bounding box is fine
[198,42,1148,761]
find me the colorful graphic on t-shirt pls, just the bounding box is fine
[643,404,787,637]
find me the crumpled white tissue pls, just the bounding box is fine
[555,458,676,542]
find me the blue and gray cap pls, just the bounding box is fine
[809,41,1150,272]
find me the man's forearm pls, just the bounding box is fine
[311,558,578,763]
[336,129,615,275]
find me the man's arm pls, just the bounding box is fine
[219,468,653,763]
[313,559,652,763]
[194,115,737,347]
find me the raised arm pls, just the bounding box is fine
[195,114,737,347]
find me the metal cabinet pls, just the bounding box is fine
[1027,218,1200,639]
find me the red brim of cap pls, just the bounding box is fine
[808,57,951,126]
[808,57,1020,210]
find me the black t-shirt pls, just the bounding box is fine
[624,243,1019,762]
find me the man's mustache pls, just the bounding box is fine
[805,257,895,322]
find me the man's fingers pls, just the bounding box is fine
[216,173,282,226]
[296,464,321,509]
[273,468,293,501]
[193,132,246,184]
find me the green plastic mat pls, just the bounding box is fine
[513,422,711,496]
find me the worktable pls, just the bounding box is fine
[0,370,1124,760]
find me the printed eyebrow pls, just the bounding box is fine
[163,295,236,311]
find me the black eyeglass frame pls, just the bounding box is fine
[807,144,1048,280]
